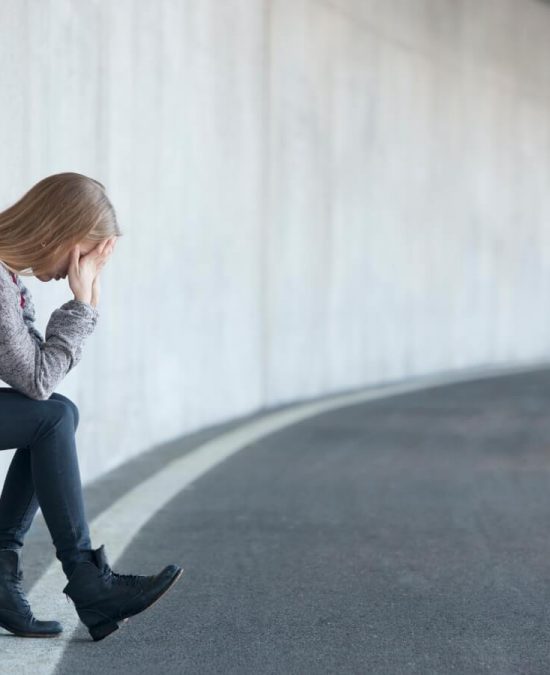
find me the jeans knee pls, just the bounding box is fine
[48,393,79,431]
[28,401,74,448]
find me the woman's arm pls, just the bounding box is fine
[0,271,99,400]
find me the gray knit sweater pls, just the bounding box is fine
[0,262,99,400]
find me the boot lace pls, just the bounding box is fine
[111,571,147,586]
[101,565,147,587]
[10,571,33,618]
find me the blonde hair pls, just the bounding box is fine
[0,172,124,277]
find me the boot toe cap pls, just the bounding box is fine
[31,619,63,634]
[159,564,183,580]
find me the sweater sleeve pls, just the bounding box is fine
[0,277,99,400]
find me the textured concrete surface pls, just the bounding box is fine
[2,368,550,673]
[1,0,550,491]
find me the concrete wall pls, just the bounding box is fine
[0,0,550,485]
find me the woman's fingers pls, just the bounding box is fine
[70,245,80,270]
[102,237,116,259]
[101,237,116,255]
[81,237,116,278]
[93,236,115,255]
[94,238,116,275]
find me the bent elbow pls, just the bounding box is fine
[23,379,54,401]
[22,387,51,402]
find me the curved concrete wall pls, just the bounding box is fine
[1,0,550,485]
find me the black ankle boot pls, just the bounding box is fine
[0,549,62,637]
[62,544,184,642]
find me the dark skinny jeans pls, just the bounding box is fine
[0,387,93,580]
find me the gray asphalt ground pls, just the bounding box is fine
[10,368,550,673]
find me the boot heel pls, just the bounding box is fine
[89,619,119,641]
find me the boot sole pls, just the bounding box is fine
[0,620,62,638]
[89,566,184,642]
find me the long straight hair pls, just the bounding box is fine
[0,172,124,276]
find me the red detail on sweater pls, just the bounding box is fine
[9,271,26,309]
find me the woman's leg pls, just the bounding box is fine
[0,388,92,578]
[0,392,79,551]
[0,448,40,550]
